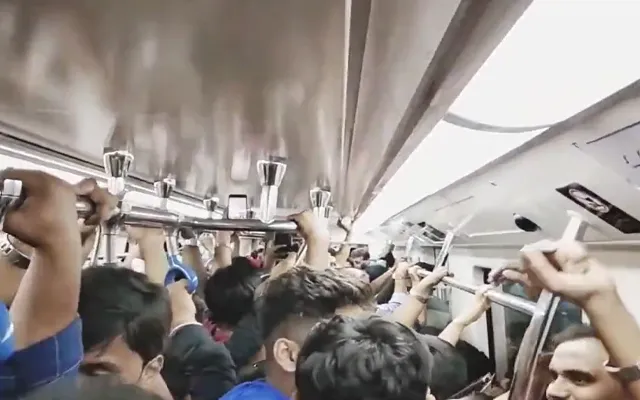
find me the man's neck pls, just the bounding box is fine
[265,367,294,398]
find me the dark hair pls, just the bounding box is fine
[204,257,261,326]
[382,251,395,268]
[24,375,163,400]
[260,266,374,342]
[238,360,266,383]
[296,315,432,400]
[551,324,597,349]
[79,267,171,363]
[419,334,468,399]
[327,247,338,257]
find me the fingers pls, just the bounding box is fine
[520,248,566,293]
[73,178,119,225]
[476,285,492,309]
[167,279,190,292]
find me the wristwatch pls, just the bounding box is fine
[607,362,640,384]
[0,232,31,269]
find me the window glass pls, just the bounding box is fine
[423,285,452,332]
[502,282,582,378]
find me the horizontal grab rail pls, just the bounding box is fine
[417,270,536,315]
[0,179,297,233]
[82,199,297,232]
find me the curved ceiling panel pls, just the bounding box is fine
[0,0,532,217]
[353,121,542,234]
[449,0,640,127]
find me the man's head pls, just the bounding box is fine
[78,267,171,392]
[546,324,630,400]
[295,315,433,400]
[259,267,374,393]
[204,257,261,328]
[349,247,370,268]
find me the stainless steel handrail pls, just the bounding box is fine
[416,269,537,315]
[0,181,297,233]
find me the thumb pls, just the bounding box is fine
[520,249,565,293]
[73,178,98,196]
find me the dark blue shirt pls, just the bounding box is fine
[0,318,82,398]
[220,380,289,400]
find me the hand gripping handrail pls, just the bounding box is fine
[508,210,588,400]
[0,180,297,233]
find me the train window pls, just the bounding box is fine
[422,285,453,333]
[501,281,583,379]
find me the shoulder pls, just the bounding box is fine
[220,381,282,400]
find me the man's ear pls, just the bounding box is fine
[272,338,300,373]
[142,354,164,377]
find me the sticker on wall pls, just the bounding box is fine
[556,182,640,234]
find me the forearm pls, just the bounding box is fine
[139,237,169,285]
[181,245,207,296]
[585,293,640,398]
[214,245,232,269]
[334,232,352,266]
[10,243,82,350]
[305,237,330,269]
[438,320,466,346]
[391,295,427,327]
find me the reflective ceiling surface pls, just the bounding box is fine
[0,0,532,215]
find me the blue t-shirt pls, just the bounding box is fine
[220,380,289,400]
[0,318,82,397]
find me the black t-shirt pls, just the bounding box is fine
[418,334,469,400]
[163,324,236,400]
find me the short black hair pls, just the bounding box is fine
[419,334,468,399]
[260,266,374,343]
[79,267,171,363]
[551,324,597,349]
[204,257,261,326]
[296,315,432,400]
[24,375,163,400]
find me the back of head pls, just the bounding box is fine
[204,256,261,326]
[260,266,374,343]
[79,266,171,363]
[295,315,432,400]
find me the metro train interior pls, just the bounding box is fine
[0,1,639,400]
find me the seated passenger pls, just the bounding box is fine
[220,266,374,400]
[78,266,172,399]
[546,324,632,400]
[295,315,435,400]
[0,171,115,398]
[204,257,261,343]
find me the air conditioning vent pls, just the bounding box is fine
[422,223,446,242]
